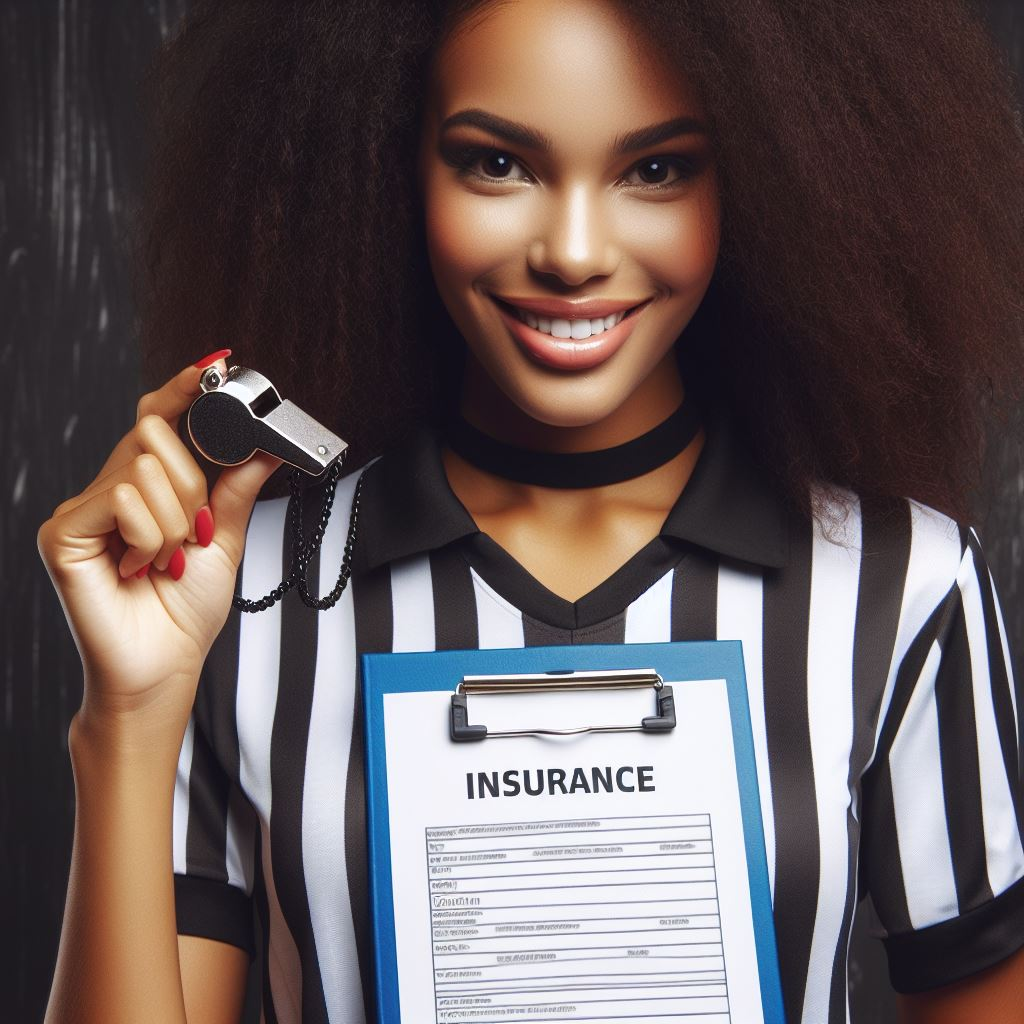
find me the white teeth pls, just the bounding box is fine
[511,305,628,339]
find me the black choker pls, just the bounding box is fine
[442,398,702,488]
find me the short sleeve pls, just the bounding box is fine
[172,613,259,959]
[860,523,1024,993]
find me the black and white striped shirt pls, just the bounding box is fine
[173,411,1024,1024]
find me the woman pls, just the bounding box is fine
[37,0,1024,1021]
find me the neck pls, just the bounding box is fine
[441,349,704,535]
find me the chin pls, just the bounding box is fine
[498,375,641,431]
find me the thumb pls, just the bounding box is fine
[207,452,285,565]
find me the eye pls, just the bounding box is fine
[446,145,532,184]
[442,144,705,191]
[623,155,702,191]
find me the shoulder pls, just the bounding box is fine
[810,483,972,571]
[808,485,990,639]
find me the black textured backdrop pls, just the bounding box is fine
[3,2,1022,1022]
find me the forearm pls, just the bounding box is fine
[46,702,192,1024]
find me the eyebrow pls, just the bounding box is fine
[439,109,708,155]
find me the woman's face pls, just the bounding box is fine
[418,0,720,431]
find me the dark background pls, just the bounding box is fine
[3,2,1021,1021]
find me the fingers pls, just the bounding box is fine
[207,451,285,566]
[107,530,128,568]
[64,414,211,544]
[135,349,233,433]
[47,444,284,581]
[114,455,192,575]
[128,454,195,572]
[40,480,163,583]
[42,347,285,586]
[61,349,232,533]
[89,350,232,486]
[48,453,194,578]
[135,414,209,544]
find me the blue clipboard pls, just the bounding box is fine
[362,639,786,1023]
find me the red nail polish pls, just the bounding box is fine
[135,563,151,578]
[193,348,232,369]
[168,548,186,581]
[195,506,214,547]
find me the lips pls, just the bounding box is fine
[489,293,652,371]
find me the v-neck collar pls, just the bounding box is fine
[350,407,790,628]
[458,530,685,630]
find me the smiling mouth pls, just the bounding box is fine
[490,296,650,341]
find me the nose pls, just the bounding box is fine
[526,183,620,286]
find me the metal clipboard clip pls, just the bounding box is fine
[449,668,676,742]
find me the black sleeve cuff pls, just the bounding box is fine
[174,873,255,960]
[883,872,1024,993]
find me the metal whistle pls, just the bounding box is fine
[183,364,348,476]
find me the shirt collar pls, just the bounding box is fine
[351,408,790,575]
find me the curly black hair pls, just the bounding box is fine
[135,0,1024,521]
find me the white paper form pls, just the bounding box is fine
[380,678,771,1024]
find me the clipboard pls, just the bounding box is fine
[362,640,786,1023]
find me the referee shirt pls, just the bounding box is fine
[172,410,1024,1024]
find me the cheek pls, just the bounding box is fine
[626,192,720,293]
[423,183,522,290]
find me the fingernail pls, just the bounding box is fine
[195,506,214,547]
[193,348,232,369]
[168,547,186,581]
[135,562,151,578]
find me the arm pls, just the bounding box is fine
[45,705,247,1024]
[46,705,190,1023]
[36,357,278,1023]
[179,936,249,1024]
[898,945,1024,1024]
[860,513,1024,1015]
